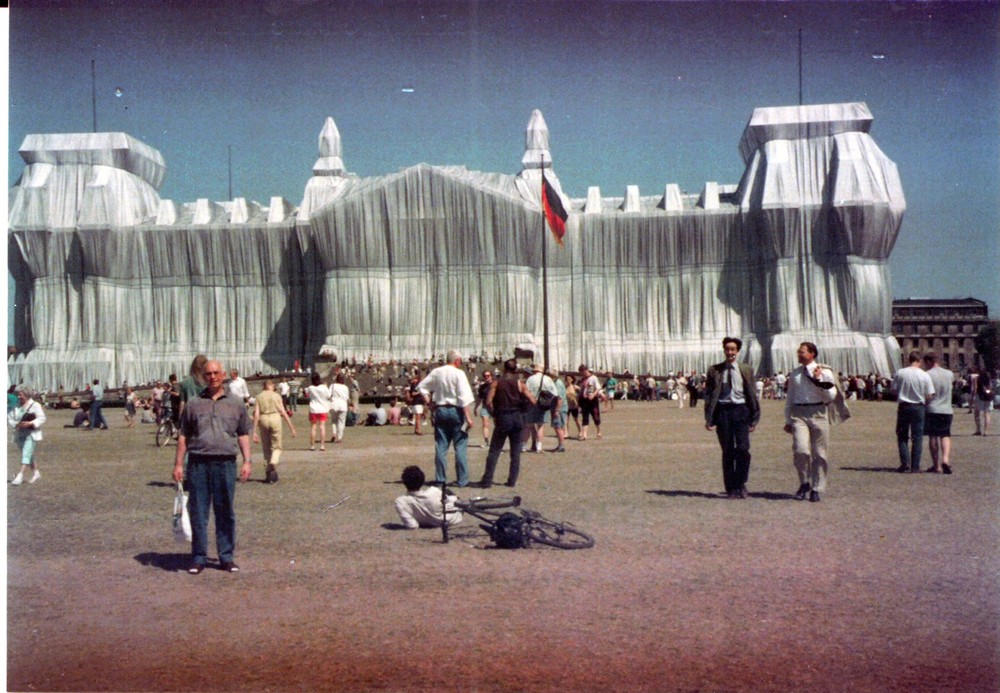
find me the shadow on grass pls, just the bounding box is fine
[646,489,797,501]
[840,466,902,473]
[646,489,725,499]
[134,552,191,572]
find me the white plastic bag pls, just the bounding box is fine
[172,482,192,543]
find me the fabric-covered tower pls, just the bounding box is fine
[736,103,905,373]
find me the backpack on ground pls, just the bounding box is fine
[485,512,529,549]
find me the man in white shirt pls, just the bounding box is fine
[784,342,848,502]
[227,369,252,405]
[922,352,954,474]
[418,350,476,487]
[524,363,559,453]
[394,465,463,529]
[892,350,936,473]
[774,371,787,400]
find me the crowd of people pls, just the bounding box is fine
[7,346,997,566]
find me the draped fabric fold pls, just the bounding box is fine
[9,103,905,389]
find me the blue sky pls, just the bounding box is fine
[7,0,1000,343]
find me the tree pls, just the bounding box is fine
[974,321,1000,371]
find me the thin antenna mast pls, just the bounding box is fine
[798,29,803,105]
[91,60,98,132]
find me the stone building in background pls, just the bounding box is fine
[892,298,990,371]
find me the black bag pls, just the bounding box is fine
[535,376,557,410]
[486,512,529,549]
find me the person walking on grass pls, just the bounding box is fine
[922,352,954,474]
[252,379,296,483]
[703,337,760,499]
[783,342,849,502]
[8,388,46,485]
[892,350,935,474]
[306,372,333,451]
[173,359,253,574]
[578,364,603,440]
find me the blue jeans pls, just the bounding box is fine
[187,456,238,565]
[896,402,926,471]
[89,400,108,429]
[433,406,469,486]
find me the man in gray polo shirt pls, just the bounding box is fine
[173,359,253,574]
[922,352,955,474]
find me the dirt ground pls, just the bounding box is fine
[6,399,1000,692]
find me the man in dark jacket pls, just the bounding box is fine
[703,337,761,498]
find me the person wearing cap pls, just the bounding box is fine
[524,363,559,453]
[417,350,475,487]
[8,388,46,485]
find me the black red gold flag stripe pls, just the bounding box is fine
[542,173,568,246]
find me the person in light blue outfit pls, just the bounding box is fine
[548,369,568,452]
[8,389,46,485]
[88,379,109,430]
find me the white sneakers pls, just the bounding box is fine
[10,470,40,485]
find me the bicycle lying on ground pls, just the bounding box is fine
[434,482,594,550]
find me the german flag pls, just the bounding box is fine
[542,172,568,247]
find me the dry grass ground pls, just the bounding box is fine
[6,400,1000,692]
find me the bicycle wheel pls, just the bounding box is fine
[525,516,595,549]
[156,421,175,447]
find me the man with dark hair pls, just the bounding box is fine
[784,342,849,502]
[922,352,954,474]
[88,379,108,430]
[480,358,536,488]
[173,359,253,574]
[394,465,463,529]
[703,337,760,498]
[892,350,935,473]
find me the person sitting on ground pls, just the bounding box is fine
[366,398,388,426]
[388,398,403,426]
[394,465,463,530]
[67,403,90,428]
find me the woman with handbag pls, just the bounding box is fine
[7,388,46,485]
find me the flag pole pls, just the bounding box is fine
[541,156,550,372]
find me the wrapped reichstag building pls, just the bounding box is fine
[8,102,904,390]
